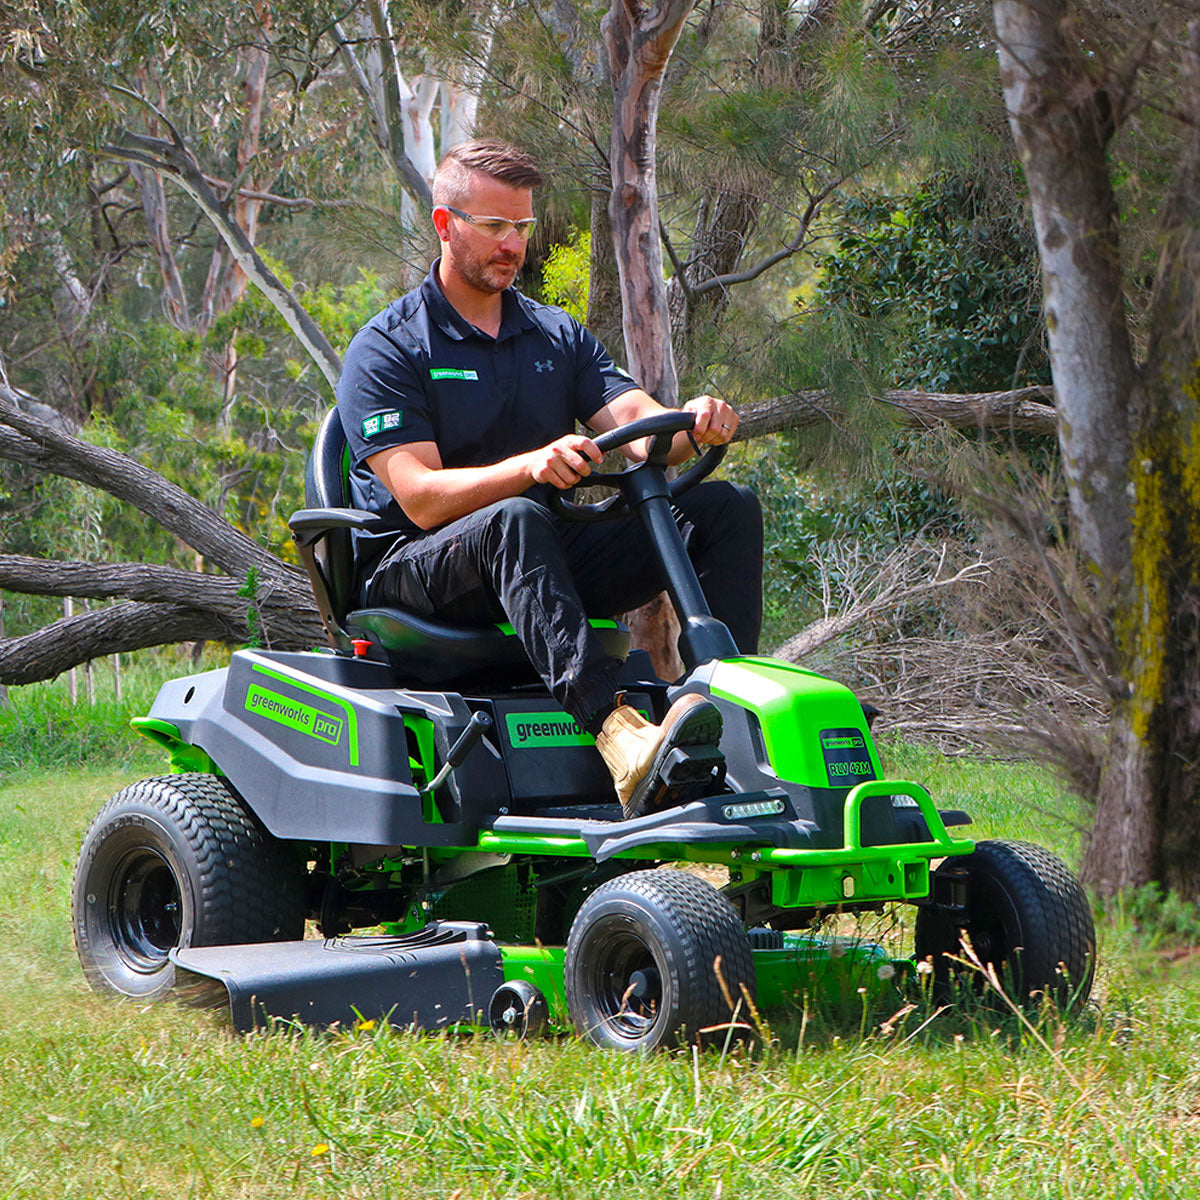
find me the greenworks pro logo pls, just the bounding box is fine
[506,712,594,748]
[821,734,865,751]
[246,684,344,746]
[430,368,479,381]
[362,410,403,439]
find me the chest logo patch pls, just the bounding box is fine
[430,367,479,381]
[534,359,554,374]
[362,411,403,438]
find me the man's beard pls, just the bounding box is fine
[449,229,524,294]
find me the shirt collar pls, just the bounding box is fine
[420,259,536,343]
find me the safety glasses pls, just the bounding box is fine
[440,205,538,242]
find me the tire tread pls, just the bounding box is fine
[565,867,755,1048]
[73,773,305,996]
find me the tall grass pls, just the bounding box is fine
[2,707,1198,1197]
[0,647,227,777]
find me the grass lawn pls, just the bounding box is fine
[1,733,1198,1198]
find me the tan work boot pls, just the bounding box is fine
[596,694,723,820]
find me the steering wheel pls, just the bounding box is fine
[549,411,727,522]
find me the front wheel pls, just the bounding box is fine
[914,839,1095,1009]
[564,869,755,1050]
[72,774,305,999]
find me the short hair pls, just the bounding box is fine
[432,139,544,208]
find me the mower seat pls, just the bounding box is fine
[290,410,630,685]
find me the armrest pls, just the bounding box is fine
[288,507,397,548]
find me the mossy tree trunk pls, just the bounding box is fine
[995,0,1200,897]
[1095,21,1200,898]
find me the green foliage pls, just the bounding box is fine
[238,567,262,649]
[1100,883,1200,953]
[541,231,591,322]
[815,174,1049,393]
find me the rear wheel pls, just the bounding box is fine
[73,774,305,999]
[915,839,1095,1009]
[564,869,755,1050]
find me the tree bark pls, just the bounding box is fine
[0,601,239,686]
[995,0,1200,898]
[994,0,1135,583]
[737,385,1058,439]
[1140,21,1200,899]
[603,0,696,405]
[1085,20,1200,899]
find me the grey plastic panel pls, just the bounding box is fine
[147,650,477,846]
[172,922,503,1031]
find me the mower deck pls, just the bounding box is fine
[172,921,909,1034]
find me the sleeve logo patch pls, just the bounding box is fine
[362,411,403,438]
[430,367,479,381]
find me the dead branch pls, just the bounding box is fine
[773,541,992,662]
[737,386,1058,440]
[0,602,238,685]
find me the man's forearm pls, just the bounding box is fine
[389,454,537,530]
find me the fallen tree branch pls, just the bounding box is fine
[774,549,992,662]
[0,602,236,685]
[737,386,1057,439]
[0,385,271,579]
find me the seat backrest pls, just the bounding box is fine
[304,409,357,628]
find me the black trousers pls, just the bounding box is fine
[367,481,763,725]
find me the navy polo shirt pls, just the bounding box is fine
[335,260,639,588]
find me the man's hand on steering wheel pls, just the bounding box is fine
[684,395,739,447]
[527,433,602,490]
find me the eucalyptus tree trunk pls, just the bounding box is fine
[599,0,695,676]
[602,0,696,407]
[995,0,1200,897]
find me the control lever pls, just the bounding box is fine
[419,711,493,797]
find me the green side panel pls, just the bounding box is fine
[130,717,220,775]
[500,945,569,1024]
[403,714,439,822]
[753,935,907,1010]
[709,658,882,788]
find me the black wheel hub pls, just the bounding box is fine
[110,848,182,972]
[588,932,664,1037]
